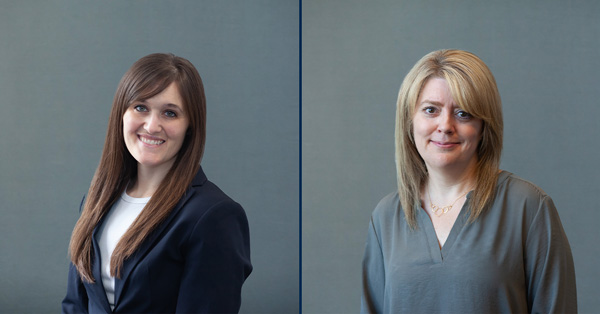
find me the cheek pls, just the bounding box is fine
[122,113,137,133]
[470,121,484,142]
[122,118,131,133]
[411,118,430,142]
[462,125,483,149]
[168,122,189,143]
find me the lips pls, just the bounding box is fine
[431,140,459,148]
[138,134,165,145]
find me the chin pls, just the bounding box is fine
[134,158,161,167]
[425,156,461,169]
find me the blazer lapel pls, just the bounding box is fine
[112,167,208,307]
[88,223,113,313]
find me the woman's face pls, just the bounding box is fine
[123,82,189,173]
[412,77,482,173]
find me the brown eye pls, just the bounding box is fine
[424,107,437,114]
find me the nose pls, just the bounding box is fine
[437,111,454,134]
[144,112,162,134]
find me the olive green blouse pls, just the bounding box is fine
[361,171,577,313]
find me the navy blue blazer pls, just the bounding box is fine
[62,167,252,313]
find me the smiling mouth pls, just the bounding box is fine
[139,135,165,145]
[431,141,459,148]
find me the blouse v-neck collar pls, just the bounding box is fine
[418,192,471,263]
[415,171,512,263]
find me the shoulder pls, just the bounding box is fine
[182,179,246,223]
[174,178,249,247]
[166,168,248,234]
[495,171,552,215]
[493,171,558,223]
[371,191,402,224]
[497,171,549,201]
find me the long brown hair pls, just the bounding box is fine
[69,53,207,283]
[395,49,503,228]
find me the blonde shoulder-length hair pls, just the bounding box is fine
[395,49,503,228]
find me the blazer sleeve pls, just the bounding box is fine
[175,199,252,313]
[361,216,385,314]
[62,195,89,314]
[62,262,89,313]
[525,196,577,313]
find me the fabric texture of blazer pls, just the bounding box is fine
[62,167,252,313]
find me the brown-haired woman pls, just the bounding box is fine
[361,49,576,313]
[62,53,252,313]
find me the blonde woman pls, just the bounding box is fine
[362,50,576,313]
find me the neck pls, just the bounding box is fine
[127,163,173,198]
[425,160,478,200]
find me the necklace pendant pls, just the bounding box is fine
[427,188,469,217]
[433,205,451,217]
[430,203,451,216]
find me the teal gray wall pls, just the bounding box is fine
[0,1,299,312]
[3,0,598,312]
[303,0,599,312]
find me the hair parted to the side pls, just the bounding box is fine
[395,49,503,228]
[68,53,207,283]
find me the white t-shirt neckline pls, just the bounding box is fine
[97,191,150,310]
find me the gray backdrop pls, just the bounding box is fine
[303,0,599,313]
[0,1,299,313]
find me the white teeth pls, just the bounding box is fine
[140,136,165,145]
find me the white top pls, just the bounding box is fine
[96,191,149,310]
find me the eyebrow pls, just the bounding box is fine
[419,100,444,106]
[419,100,458,107]
[163,103,184,111]
[133,100,184,111]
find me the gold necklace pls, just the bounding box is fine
[427,187,469,217]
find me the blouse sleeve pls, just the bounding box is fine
[524,196,577,313]
[175,200,252,313]
[361,216,385,314]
